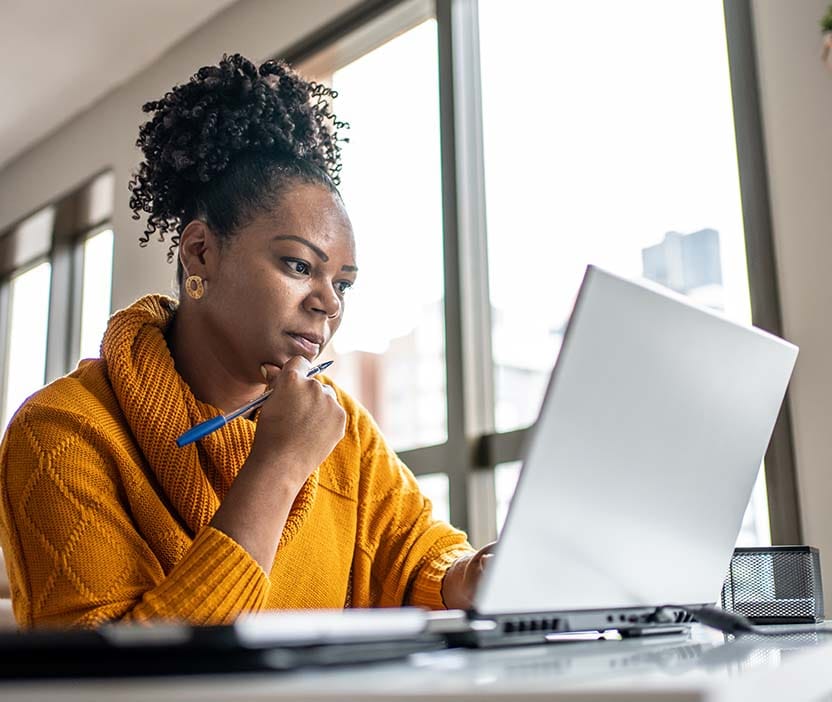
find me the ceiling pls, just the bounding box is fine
[0,0,240,170]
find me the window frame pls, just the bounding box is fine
[0,171,114,427]
[47,175,114,382]
[0,281,8,421]
[281,0,801,546]
[723,0,802,545]
[68,223,115,368]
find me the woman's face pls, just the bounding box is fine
[191,181,357,383]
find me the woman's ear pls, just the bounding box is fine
[178,220,216,279]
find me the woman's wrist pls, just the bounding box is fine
[441,543,498,610]
[211,453,310,572]
[245,446,315,494]
[441,553,474,610]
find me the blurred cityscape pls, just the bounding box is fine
[642,228,724,309]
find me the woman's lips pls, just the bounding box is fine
[286,332,321,357]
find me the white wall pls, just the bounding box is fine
[752,0,832,611]
[0,0,362,311]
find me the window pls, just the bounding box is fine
[298,8,447,454]
[480,0,752,431]
[0,172,114,430]
[2,262,52,430]
[0,205,55,431]
[415,472,450,524]
[289,0,795,547]
[494,461,520,536]
[478,0,770,546]
[78,228,114,362]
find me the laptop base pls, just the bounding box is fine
[448,607,695,648]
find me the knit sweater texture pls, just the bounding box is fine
[0,295,472,628]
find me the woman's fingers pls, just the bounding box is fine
[259,357,312,386]
[281,355,312,379]
[250,354,345,478]
[478,541,498,556]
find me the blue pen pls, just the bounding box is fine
[175,360,334,447]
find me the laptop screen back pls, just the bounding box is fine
[475,266,798,616]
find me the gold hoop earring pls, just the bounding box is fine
[185,275,205,300]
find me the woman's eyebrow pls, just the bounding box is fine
[272,234,358,272]
[272,234,329,262]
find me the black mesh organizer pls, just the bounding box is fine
[721,546,824,624]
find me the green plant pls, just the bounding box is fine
[822,4,832,32]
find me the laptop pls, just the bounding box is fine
[445,265,798,647]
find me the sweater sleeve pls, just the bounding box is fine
[0,407,269,629]
[350,405,475,609]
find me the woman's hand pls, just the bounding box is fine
[210,355,345,572]
[441,542,497,610]
[251,356,346,490]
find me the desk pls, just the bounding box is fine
[2,624,832,701]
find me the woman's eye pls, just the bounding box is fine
[335,281,353,295]
[284,259,310,275]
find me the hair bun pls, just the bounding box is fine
[129,53,345,255]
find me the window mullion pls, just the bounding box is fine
[437,0,496,545]
[68,236,86,367]
[722,0,802,545]
[44,241,72,383]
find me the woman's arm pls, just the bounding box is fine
[0,356,346,628]
[344,397,476,609]
[0,409,267,628]
[210,356,346,572]
[440,542,496,609]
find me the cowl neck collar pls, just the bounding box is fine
[101,294,317,544]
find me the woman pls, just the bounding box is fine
[0,54,490,629]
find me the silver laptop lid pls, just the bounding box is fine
[475,266,798,616]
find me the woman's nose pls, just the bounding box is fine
[307,281,341,319]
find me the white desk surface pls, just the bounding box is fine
[2,624,832,702]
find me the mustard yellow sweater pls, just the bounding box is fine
[0,295,472,628]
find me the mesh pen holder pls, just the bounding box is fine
[721,546,824,624]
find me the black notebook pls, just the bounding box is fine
[0,608,444,679]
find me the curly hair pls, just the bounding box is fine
[128,53,348,272]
